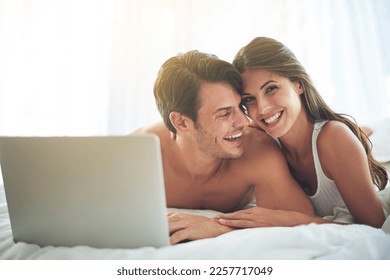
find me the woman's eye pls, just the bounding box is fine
[266,85,277,94]
[241,96,255,104]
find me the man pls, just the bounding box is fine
[134,51,313,244]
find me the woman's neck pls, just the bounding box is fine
[279,112,314,161]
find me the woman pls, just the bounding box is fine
[218,37,388,228]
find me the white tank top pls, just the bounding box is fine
[308,121,347,217]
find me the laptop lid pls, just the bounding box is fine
[0,135,170,249]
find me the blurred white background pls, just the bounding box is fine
[0,0,389,136]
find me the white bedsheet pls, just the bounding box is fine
[1,184,390,260]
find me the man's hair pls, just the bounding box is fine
[153,50,243,133]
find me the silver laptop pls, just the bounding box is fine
[0,135,170,249]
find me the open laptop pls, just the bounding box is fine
[0,135,170,249]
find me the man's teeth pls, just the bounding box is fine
[264,112,282,124]
[224,132,243,140]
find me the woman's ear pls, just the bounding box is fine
[169,112,192,133]
[294,80,305,95]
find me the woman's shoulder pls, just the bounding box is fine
[318,120,353,141]
[317,120,362,157]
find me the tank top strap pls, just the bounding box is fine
[311,121,329,194]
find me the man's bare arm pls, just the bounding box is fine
[168,212,234,245]
[244,135,313,215]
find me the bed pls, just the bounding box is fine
[1,184,390,260]
[1,121,390,260]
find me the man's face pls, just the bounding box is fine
[193,82,249,160]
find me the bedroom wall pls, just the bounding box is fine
[0,0,389,136]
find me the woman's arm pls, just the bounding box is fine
[317,121,385,228]
[217,207,332,228]
[218,121,386,229]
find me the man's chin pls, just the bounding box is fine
[220,149,244,160]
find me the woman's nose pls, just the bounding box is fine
[255,96,270,116]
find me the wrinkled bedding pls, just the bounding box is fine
[1,184,390,260]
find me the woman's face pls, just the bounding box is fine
[241,68,304,139]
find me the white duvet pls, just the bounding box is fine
[1,185,390,260]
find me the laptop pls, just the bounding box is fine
[0,135,170,249]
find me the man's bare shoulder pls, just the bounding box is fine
[230,126,287,174]
[241,126,281,158]
[131,122,169,137]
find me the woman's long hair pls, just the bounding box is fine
[233,37,388,190]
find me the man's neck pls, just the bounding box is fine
[171,135,226,182]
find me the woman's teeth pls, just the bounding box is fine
[264,112,282,124]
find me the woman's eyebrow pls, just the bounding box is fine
[260,80,277,90]
[241,80,278,96]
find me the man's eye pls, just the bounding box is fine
[216,110,231,119]
[242,96,255,104]
[220,111,231,118]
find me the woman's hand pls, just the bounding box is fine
[216,207,324,228]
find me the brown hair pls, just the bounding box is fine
[154,50,242,133]
[233,37,388,190]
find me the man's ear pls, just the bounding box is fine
[169,112,193,132]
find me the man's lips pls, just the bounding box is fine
[223,131,243,141]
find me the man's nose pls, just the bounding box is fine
[234,109,250,127]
